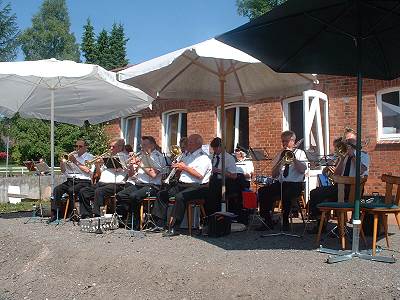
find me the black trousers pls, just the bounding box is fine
[206,175,237,216]
[308,185,340,219]
[79,182,124,217]
[152,182,209,227]
[258,181,303,223]
[115,183,160,222]
[51,178,91,213]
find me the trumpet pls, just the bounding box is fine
[84,151,111,168]
[164,145,183,185]
[60,151,77,163]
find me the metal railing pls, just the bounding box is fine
[0,166,61,176]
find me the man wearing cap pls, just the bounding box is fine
[235,145,254,190]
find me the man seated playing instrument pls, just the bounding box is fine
[307,128,369,233]
[207,137,238,215]
[49,139,93,223]
[152,134,212,237]
[79,138,129,218]
[116,136,166,227]
[257,130,307,231]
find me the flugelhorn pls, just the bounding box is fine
[84,151,111,168]
[164,145,183,185]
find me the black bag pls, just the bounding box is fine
[207,213,232,237]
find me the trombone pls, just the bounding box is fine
[84,151,111,168]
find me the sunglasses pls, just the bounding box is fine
[75,145,84,148]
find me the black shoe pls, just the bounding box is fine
[162,227,180,237]
[47,216,57,224]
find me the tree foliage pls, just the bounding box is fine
[0,0,19,61]
[236,0,286,19]
[109,23,129,69]
[81,18,97,64]
[95,29,111,69]
[0,115,109,165]
[19,0,80,61]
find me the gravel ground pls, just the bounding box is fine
[0,214,399,300]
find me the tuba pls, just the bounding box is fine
[163,145,183,185]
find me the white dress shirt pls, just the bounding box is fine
[63,152,93,180]
[271,149,308,183]
[211,151,237,179]
[179,148,212,184]
[236,159,254,182]
[134,149,166,185]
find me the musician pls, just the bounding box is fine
[152,134,212,237]
[257,130,307,231]
[235,145,254,190]
[79,138,129,218]
[206,137,237,215]
[307,128,369,233]
[115,136,166,226]
[179,137,188,155]
[48,139,93,223]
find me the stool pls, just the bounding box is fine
[140,197,157,230]
[63,193,79,220]
[186,199,207,236]
[103,195,116,214]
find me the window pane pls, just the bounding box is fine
[288,101,304,141]
[136,119,142,152]
[181,113,187,139]
[126,118,136,147]
[382,91,400,134]
[225,108,236,153]
[238,107,249,150]
[168,113,179,146]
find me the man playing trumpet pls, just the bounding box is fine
[257,130,307,231]
[116,136,166,227]
[49,139,93,223]
[79,138,129,218]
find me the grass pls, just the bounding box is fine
[0,199,50,213]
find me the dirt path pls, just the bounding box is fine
[0,216,399,299]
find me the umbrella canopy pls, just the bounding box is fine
[0,58,152,125]
[218,0,400,257]
[118,38,315,211]
[0,58,153,192]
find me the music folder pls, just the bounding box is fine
[104,156,123,169]
[35,161,50,174]
[23,161,36,172]
[249,147,269,161]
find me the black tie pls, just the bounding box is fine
[283,164,289,178]
[214,154,220,169]
[343,156,352,176]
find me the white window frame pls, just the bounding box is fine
[282,96,303,132]
[121,115,141,152]
[377,87,400,141]
[162,109,187,153]
[217,103,249,151]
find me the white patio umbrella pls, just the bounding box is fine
[118,38,315,211]
[0,58,153,192]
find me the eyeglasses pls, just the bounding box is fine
[75,145,84,148]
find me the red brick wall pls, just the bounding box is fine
[107,76,400,194]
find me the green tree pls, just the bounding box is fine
[236,0,286,19]
[109,23,129,69]
[0,0,19,61]
[19,0,80,61]
[81,18,97,64]
[96,29,112,69]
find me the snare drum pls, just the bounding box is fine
[255,175,276,185]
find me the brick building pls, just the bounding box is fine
[105,75,400,195]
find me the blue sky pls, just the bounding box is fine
[11,0,248,64]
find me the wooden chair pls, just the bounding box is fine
[186,199,207,236]
[316,175,368,250]
[360,174,400,255]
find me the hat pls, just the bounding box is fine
[235,144,248,154]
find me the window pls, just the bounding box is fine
[217,104,249,153]
[377,87,400,140]
[121,116,141,152]
[162,110,187,152]
[283,97,304,142]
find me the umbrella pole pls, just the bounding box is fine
[50,89,55,197]
[220,75,226,212]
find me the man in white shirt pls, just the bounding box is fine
[207,137,238,215]
[235,145,254,189]
[49,139,93,222]
[152,134,211,237]
[79,138,129,218]
[258,131,307,231]
[308,128,369,232]
[115,136,166,226]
